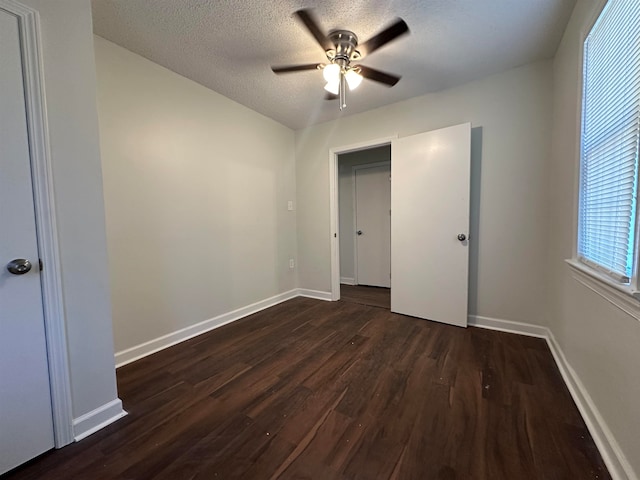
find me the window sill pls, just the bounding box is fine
[565,259,640,321]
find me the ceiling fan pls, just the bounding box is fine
[271,9,410,110]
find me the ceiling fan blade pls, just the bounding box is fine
[325,92,339,100]
[294,9,334,52]
[359,18,409,57]
[271,63,321,74]
[358,65,401,86]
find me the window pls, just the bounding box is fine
[577,0,640,286]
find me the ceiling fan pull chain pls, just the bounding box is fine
[340,73,347,110]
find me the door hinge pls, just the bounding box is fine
[39,259,43,271]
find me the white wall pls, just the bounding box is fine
[296,61,553,327]
[94,37,297,354]
[338,146,391,282]
[548,0,640,477]
[20,0,120,421]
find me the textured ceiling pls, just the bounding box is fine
[91,0,576,130]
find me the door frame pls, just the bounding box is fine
[351,161,392,286]
[329,136,397,301]
[1,0,74,447]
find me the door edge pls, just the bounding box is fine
[3,0,74,447]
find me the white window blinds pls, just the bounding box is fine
[578,0,640,282]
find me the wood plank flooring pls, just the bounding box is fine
[3,297,610,479]
[340,285,390,309]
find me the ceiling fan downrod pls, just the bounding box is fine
[339,72,346,110]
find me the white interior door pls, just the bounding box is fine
[391,123,471,327]
[1,8,55,474]
[355,163,391,288]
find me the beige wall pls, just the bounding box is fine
[548,0,640,476]
[296,61,553,327]
[94,37,297,354]
[20,0,119,420]
[338,146,391,282]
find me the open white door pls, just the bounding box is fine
[391,123,471,327]
[1,8,55,474]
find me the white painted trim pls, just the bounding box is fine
[351,164,358,286]
[546,331,637,480]
[115,289,299,367]
[566,259,640,321]
[468,315,548,338]
[73,399,126,442]
[340,277,356,285]
[329,146,341,301]
[116,289,332,367]
[0,0,74,447]
[470,314,637,480]
[329,136,397,301]
[296,288,333,301]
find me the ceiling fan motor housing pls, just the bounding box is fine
[327,30,361,67]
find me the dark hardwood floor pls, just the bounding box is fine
[340,285,390,309]
[4,297,609,479]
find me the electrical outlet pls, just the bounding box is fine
[289,259,295,269]
[287,200,294,211]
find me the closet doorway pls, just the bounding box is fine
[329,124,472,327]
[337,146,391,309]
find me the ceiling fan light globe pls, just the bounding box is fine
[345,69,363,90]
[323,63,341,83]
[324,81,340,95]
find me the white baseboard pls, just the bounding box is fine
[470,315,636,480]
[296,288,333,301]
[545,331,637,480]
[468,314,548,338]
[73,398,126,442]
[340,277,356,285]
[115,289,299,367]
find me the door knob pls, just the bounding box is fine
[7,259,32,275]
[357,230,363,235]
[457,234,466,242]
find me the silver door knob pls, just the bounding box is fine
[457,234,466,242]
[357,230,363,235]
[7,259,32,275]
